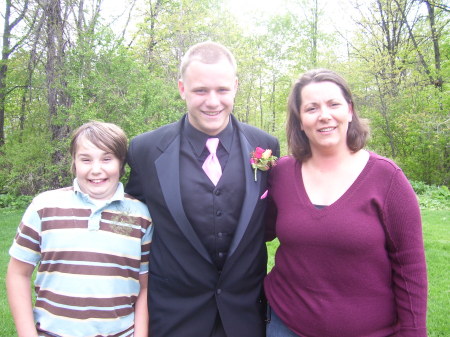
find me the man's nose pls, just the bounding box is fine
[206,91,220,106]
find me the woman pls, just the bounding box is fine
[264,69,427,337]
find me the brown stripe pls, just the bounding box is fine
[107,325,134,337]
[99,222,142,238]
[35,299,134,319]
[17,222,40,240]
[38,263,140,278]
[42,219,89,231]
[101,212,152,229]
[15,235,40,253]
[38,289,137,307]
[38,207,91,218]
[41,251,141,269]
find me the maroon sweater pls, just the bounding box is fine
[265,153,427,337]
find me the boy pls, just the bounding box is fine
[6,121,152,337]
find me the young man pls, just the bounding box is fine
[7,121,152,337]
[126,41,280,337]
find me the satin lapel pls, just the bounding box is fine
[227,129,260,257]
[155,134,212,263]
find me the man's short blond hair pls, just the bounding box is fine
[179,41,237,79]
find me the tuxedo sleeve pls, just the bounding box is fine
[125,138,146,202]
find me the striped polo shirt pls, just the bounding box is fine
[9,180,152,337]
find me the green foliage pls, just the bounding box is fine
[0,0,448,195]
[0,129,70,195]
[411,181,450,210]
[0,194,33,210]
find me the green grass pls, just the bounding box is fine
[1,209,448,335]
[0,210,23,337]
[421,209,450,336]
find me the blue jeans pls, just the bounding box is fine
[266,305,301,337]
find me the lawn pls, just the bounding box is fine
[1,209,448,336]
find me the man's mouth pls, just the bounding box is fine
[202,110,221,116]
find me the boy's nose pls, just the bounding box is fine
[91,161,102,172]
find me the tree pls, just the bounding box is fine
[0,0,30,146]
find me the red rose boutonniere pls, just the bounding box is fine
[250,147,277,181]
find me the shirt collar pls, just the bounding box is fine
[73,178,124,204]
[184,115,234,157]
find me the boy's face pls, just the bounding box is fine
[74,136,121,201]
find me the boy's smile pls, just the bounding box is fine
[74,136,121,201]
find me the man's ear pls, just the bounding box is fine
[178,79,186,100]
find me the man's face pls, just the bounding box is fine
[178,59,238,136]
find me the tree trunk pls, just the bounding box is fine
[0,0,29,147]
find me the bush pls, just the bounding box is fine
[410,181,450,210]
[0,194,33,210]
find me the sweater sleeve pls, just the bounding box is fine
[382,169,428,336]
[264,168,278,242]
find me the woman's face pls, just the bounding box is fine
[299,81,353,154]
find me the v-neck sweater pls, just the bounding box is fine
[264,153,427,337]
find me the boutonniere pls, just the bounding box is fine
[250,147,277,181]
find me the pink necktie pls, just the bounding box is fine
[202,138,222,186]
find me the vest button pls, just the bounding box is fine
[216,288,222,295]
[216,210,222,216]
[214,189,221,196]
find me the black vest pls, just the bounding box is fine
[180,129,245,270]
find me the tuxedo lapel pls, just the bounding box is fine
[227,125,261,257]
[155,125,212,263]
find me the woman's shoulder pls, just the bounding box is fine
[270,155,298,179]
[277,155,297,165]
[368,151,402,173]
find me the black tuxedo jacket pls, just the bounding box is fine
[125,115,280,337]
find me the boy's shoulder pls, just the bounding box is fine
[122,193,151,218]
[32,186,75,206]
